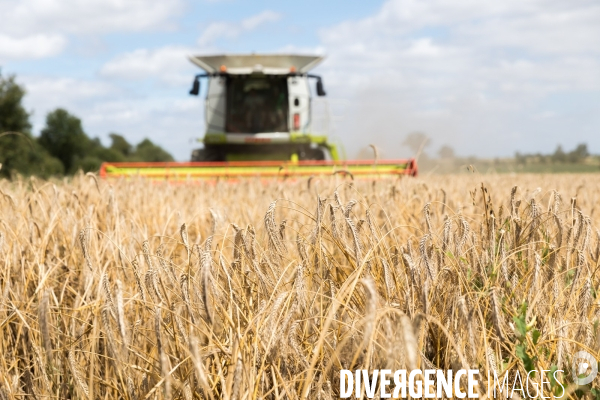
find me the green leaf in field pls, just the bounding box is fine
[541,346,550,357]
[516,343,535,372]
[514,314,527,340]
[519,301,528,316]
[513,301,529,340]
[542,246,549,258]
[532,329,541,345]
[547,365,558,390]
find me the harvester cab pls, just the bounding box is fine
[188,54,339,162]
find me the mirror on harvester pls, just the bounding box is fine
[316,79,326,96]
[189,77,200,95]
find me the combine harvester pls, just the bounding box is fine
[100,54,417,181]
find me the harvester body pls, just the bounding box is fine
[189,54,337,162]
[100,53,418,180]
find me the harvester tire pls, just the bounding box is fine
[191,148,221,162]
[301,147,326,161]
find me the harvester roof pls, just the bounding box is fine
[188,54,324,75]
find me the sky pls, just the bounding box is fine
[1,0,599,160]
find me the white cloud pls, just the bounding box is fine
[22,76,119,131]
[404,38,444,57]
[0,0,184,61]
[100,46,197,85]
[0,0,183,36]
[197,23,235,47]
[99,9,283,83]
[0,34,66,61]
[198,10,282,46]
[456,3,600,55]
[277,44,327,56]
[25,77,115,102]
[315,0,600,157]
[240,10,281,31]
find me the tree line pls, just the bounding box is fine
[0,72,173,179]
[401,132,592,163]
[515,143,590,165]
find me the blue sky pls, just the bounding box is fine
[1,0,599,160]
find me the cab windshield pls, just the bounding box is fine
[225,75,289,133]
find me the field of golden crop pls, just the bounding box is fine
[0,173,599,399]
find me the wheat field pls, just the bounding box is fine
[0,173,599,399]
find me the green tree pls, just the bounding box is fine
[438,144,455,159]
[131,138,174,162]
[568,143,589,163]
[0,74,30,133]
[38,108,92,173]
[551,145,566,163]
[0,73,63,178]
[71,137,127,173]
[109,133,133,157]
[402,132,431,154]
[92,140,126,163]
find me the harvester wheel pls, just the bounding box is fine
[301,147,326,161]
[191,148,222,162]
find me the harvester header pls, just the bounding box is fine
[100,53,418,180]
